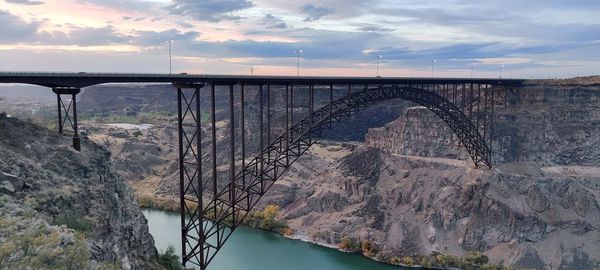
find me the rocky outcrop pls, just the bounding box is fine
[0,115,160,269]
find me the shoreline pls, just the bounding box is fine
[139,202,418,269]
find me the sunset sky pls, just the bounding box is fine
[0,0,599,78]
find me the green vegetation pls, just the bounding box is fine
[337,236,360,252]
[157,246,183,270]
[0,223,93,269]
[53,214,95,232]
[245,205,289,234]
[137,195,182,212]
[383,251,514,269]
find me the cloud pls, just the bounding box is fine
[357,24,395,33]
[5,0,44,4]
[299,4,335,22]
[0,10,40,42]
[177,21,194,29]
[165,0,254,22]
[259,13,287,29]
[132,29,200,46]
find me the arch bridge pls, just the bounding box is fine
[0,73,522,269]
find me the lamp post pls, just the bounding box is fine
[376,55,383,77]
[166,40,174,74]
[295,49,303,76]
[499,64,505,79]
[431,59,437,77]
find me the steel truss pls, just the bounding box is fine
[176,82,504,269]
[52,87,81,151]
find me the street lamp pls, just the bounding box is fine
[376,55,383,77]
[499,64,505,78]
[295,49,303,77]
[166,40,174,74]
[431,59,437,77]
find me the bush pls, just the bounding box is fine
[361,240,378,257]
[53,214,95,232]
[420,256,433,268]
[401,256,414,266]
[388,256,401,265]
[338,236,359,252]
[158,246,182,270]
[244,204,287,233]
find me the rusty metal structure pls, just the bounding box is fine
[0,73,521,269]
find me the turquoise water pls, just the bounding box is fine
[142,208,409,270]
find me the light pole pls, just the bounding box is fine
[471,61,475,78]
[376,55,383,77]
[251,67,254,76]
[500,64,505,78]
[166,40,174,74]
[294,49,303,76]
[431,59,437,77]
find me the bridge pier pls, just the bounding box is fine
[52,87,81,151]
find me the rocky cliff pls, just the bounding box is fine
[258,80,600,269]
[0,114,161,269]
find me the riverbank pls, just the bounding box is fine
[138,195,513,270]
[141,207,411,270]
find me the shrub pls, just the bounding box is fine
[420,256,433,268]
[401,256,414,266]
[361,240,378,257]
[388,256,401,265]
[158,246,182,270]
[53,214,95,232]
[338,236,359,252]
[244,204,287,233]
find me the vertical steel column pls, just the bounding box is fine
[194,86,204,267]
[469,83,474,118]
[267,84,271,162]
[462,83,466,110]
[176,88,186,265]
[483,85,488,143]
[290,85,294,141]
[228,84,235,223]
[259,84,264,193]
[490,86,495,164]
[211,83,217,220]
[56,94,63,134]
[241,84,248,208]
[452,84,457,105]
[71,93,80,151]
[309,85,314,141]
[329,85,333,128]
[285,85,289,166]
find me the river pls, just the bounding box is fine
[142,208,409,270]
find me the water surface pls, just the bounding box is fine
[142,208,408,270]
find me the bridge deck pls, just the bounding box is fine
[0,72,524,88]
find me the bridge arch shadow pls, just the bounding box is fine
[185,84,492,268]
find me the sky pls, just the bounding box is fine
[0,0,599,78]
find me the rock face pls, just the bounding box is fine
[0,115,160,269]
[258,81,600,269]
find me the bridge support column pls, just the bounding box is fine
[52,87,81,151]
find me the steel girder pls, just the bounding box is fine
[178,83,498,269]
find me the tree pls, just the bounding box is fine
[158,246,182,270]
